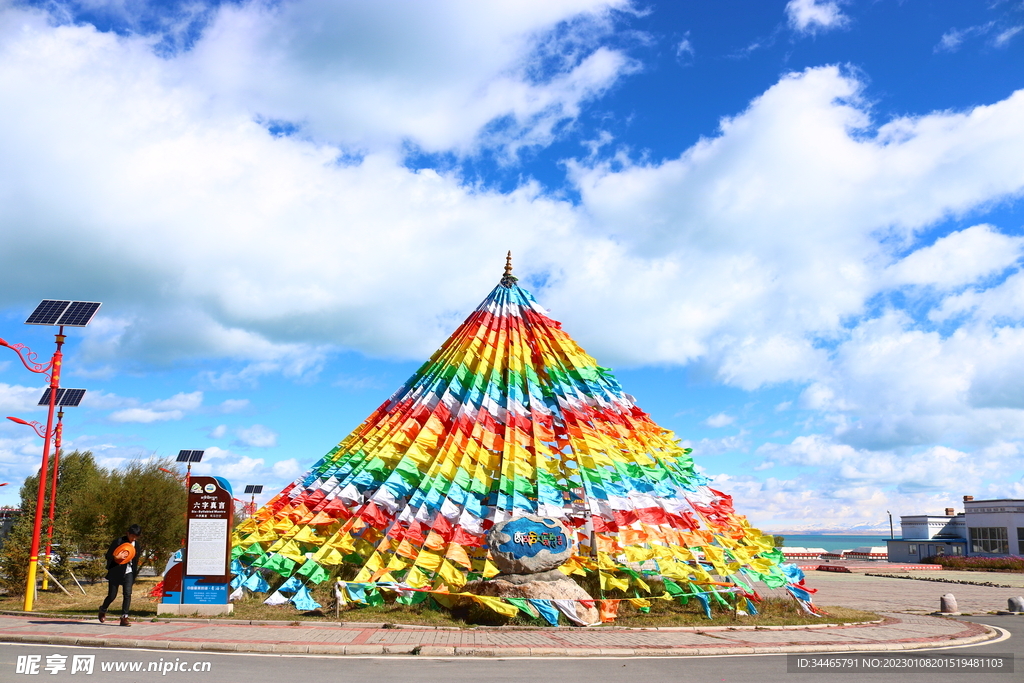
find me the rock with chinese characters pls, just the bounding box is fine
[488,516,574,575]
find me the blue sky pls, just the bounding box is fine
[1,0,1023,532]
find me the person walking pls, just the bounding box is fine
[98,524,141,627]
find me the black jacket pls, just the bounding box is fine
[104,536,140,581]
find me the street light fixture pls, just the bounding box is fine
[0,299,100,611]
[175,451,204,543]
[37,388,86,587]
[243,484,263,518]
[175,450,205,489]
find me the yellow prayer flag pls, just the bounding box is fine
[413,550,444,572]
[315,547,346,566]
[437,560,467,589]
[386,553,410,571]
[404,566,431,588]
[597,552,618,571]
[599,571,629,592]
[292,526,322,545]
[471,595,519,619]
[277,540,305,562]
[623,546,655,563]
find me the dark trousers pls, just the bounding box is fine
[100,573,135,616]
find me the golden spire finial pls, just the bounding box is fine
[500,250,518,287]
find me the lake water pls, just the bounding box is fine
[773,535,892,552]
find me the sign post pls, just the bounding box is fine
[158,475,234,615]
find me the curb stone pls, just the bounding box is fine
[0,627,996,656]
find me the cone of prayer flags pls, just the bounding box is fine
[232,258,809,614]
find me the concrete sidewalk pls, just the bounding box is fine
[0,611,998,657]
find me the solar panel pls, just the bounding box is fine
[176,449,204,463]
[38,388,87,407]
[59,388,86,407]
[244,485,263,494]
[56,301,102,327]
[25,300,71,325]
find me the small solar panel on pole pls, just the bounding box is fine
[24,300,101,327]
[244,485,263,518]
[38,388,87,408]
[176,450,205,463]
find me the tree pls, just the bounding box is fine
[0,515,34,595]
[0,452,187,592]
[104,459,186,569]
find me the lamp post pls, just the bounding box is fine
[38,388,85,589]
[7,395,86,591]
[175,451,204,545]
[243,485,263,518]
[1,299,100,610]
[887,510,894,540]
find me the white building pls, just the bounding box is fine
[886,497,1024,562]
[964,497,1024,556]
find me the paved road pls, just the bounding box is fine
[0,615,1016,683]
[764,570,1024,614]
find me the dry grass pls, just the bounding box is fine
[0,576,164,619]
[1,579,878,629]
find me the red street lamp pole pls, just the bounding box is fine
[1,330,63,610]
[6,414,63,591]
[42,410,66,586]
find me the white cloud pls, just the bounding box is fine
[0,383,45,413]
[181,0,634,154]
[676,31,694,64]
[109,407,185,423]
[885,224,1023,289]
[935,22,995,53]
[233,424,278,448]
[994,25,1024,48]
[702,412,735,428]
[683,433,749,457]
[785,0,849,35]
[272,458,303,480]
[108,391,204,422]
[208,424,228,439]
[218,399,249,413]
[150,391,203,412]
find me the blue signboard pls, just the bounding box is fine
[494,517,568,558]
[183,576,230,605]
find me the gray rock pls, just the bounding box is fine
[939,593,958,613]
[1008,596,1024,612]
[493,570,566,584]
[488,516,574,575]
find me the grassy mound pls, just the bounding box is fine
[0,576,877,628]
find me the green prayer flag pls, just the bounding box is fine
[296,560,330,584]
[263,554,297,577]
[396,591,428,606]
[662,577,686,597]
[504,597,538,618]
[365,587,385,606]
[708,586,729,607]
